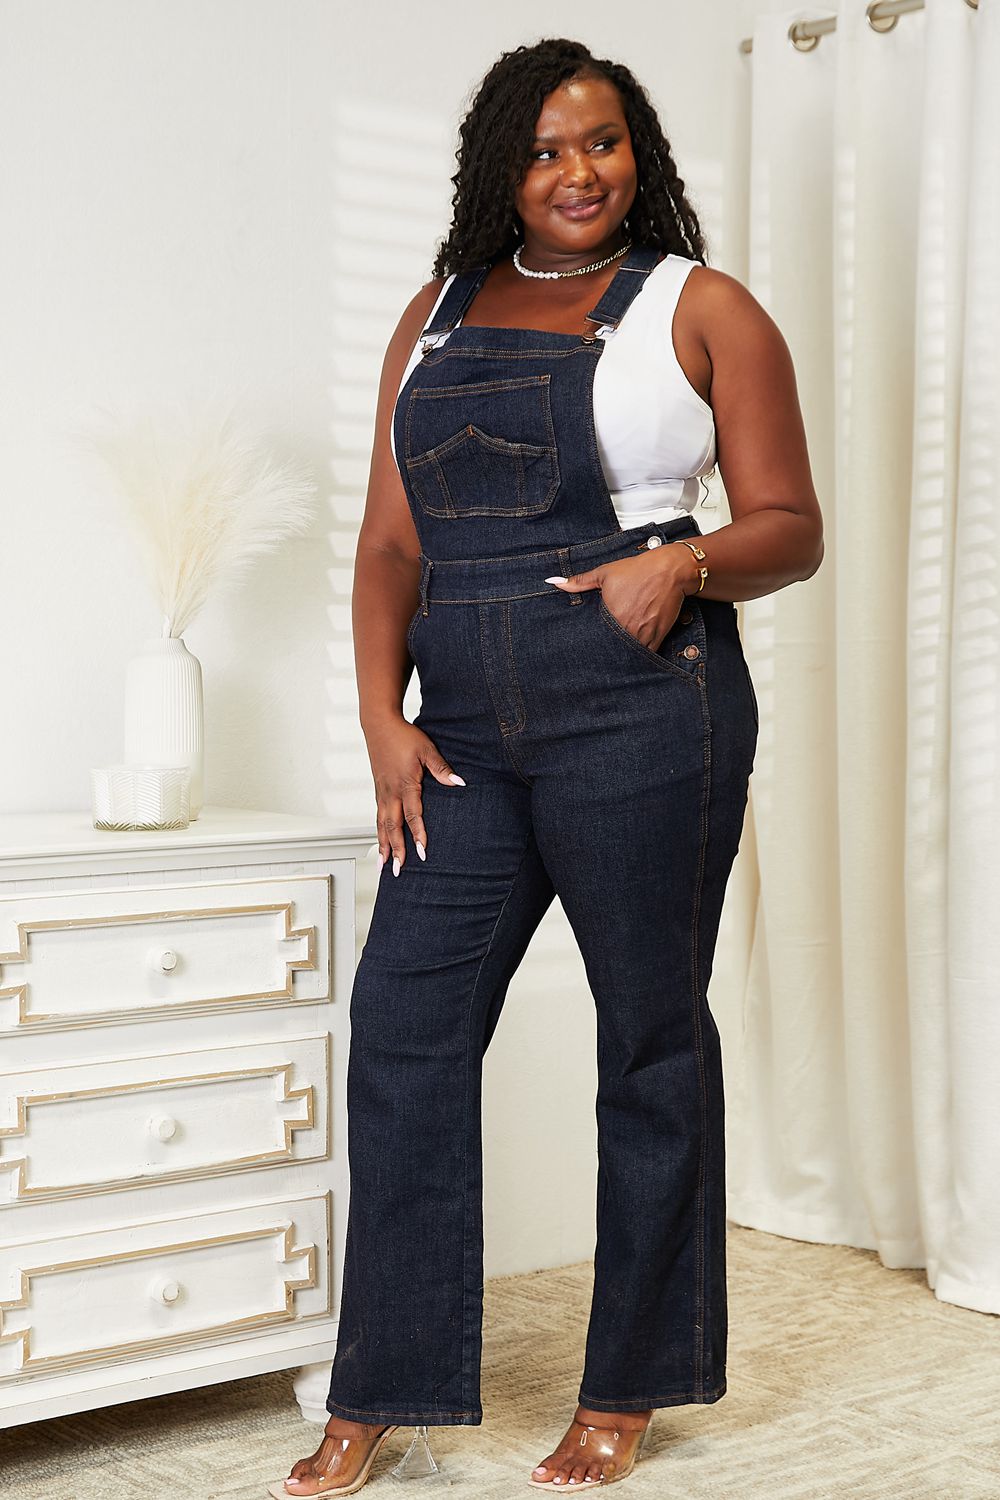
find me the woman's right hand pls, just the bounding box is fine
[365,714,466,875]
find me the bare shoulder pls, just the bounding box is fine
[375,276,451,413]
[403,275,449,326]
[682,263,788,351]
[384,276,448,359]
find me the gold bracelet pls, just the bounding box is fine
[677,540,709,594]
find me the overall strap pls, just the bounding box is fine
[584,243,663,331]
[421,264,491,344]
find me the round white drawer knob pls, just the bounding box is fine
[149,1115,178,1141]
[153,1278,182,1305]
[158,949,178,973]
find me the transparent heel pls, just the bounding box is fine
[390,1425,450,1484]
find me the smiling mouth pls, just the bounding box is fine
[554,194,608,217]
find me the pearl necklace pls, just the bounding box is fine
[512,240,632,279]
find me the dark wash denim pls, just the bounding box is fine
[326,244,758,1427]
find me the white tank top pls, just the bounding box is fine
[390,253,716,528]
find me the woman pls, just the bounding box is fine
[269,35,822,1499]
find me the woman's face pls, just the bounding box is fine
[513,74,637,266]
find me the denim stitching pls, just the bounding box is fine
[420,344,594,365]
[502,600,527,734]
[426,590,555,604]
[557,546,583,606]
[595,596,703,685]
[689,660,713,1394]
[407,428,555,463]
[439,453,460,518]
[418,503,554,520]
[404,377,416,465]
[410,374,553,400]
[513,447,525,512]
[409,453,457,519]
[426,540,606,566]
[471,428,553,458]
[538,372,562,505]
[539,373,558,452]
[461,830,536,1405]
[405,604,422,657]
[498,722,532,788]
[326,1397,481,1420]
[577,1381,726,1409]
[477,603,532,786]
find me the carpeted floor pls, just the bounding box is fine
[2,1223,997,1500]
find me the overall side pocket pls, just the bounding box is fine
[594,592,708,686]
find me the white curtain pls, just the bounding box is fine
[717,0,999,1314]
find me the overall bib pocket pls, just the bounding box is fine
[595,592,707,685]
[403,375,561,520]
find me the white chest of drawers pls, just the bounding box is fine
[0,805,372,1429]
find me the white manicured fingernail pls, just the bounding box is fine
[376,852,384,872]
[448,773,466,785]
[545,576,568,586]
[415,840,426,860]
[392,856,400,876]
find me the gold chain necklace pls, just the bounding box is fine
[512,240,632,280]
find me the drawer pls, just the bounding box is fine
[0,1034,329,1204]
[0,1193,330,1379]
[0,876,331,1033]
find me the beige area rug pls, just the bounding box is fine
[2,1224,997,1500]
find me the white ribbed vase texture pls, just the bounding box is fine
[123,636,204,818]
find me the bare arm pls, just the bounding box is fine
[552,267,825,637]
[353,279,468,874]
[352,282,439,732]
[675,265,825,599]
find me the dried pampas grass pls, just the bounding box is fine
[76,399,318,638]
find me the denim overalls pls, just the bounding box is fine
[326,244,758,1426]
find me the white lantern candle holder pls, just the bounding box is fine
[90,765,191,831]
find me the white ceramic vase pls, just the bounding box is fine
[123,635,204,818]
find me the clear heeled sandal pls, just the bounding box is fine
[527,1417,652,1489]
[266,1421,446,1498]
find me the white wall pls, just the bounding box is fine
[0,0,752,1277]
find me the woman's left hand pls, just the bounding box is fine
[545,547,693,653]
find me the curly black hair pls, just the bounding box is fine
[431,37,709,278]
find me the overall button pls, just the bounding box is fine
[682,644,701,659]
[679,609,694,624]
[645,535,663,549]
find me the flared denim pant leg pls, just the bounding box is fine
[326,770,554,1426]
[519,594,755,1409]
